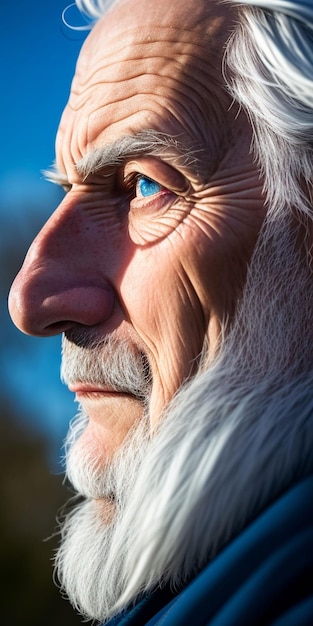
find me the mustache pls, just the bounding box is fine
[61,328,152,402]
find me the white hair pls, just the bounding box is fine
[54,1,313,622]
[74,0,119,20]
[225,0,313,235]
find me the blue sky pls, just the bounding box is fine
[0,1,90,467]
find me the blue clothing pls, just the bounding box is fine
[105,476,313,625]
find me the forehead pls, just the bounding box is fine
[56,0,233,177]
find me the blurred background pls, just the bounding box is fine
[0,2,91,623]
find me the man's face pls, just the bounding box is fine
[9,0,265,459]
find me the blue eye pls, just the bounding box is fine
[136,176,162,198]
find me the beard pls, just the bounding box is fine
[55,212,313,624]
[55,331,152,620]
[60,330,152,499]
[55,410,150,622]
[61,330,152,403]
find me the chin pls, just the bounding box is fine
[54,408,151,621]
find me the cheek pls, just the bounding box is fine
[119,246,208,403]
[120,246,205,340]
[179,200,265,326]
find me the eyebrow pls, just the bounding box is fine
[76,129,206,180]
[44,129,207,188]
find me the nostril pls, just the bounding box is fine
[31,285,116,336]
[44,321,76,335]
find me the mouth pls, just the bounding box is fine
[68,383,142,401]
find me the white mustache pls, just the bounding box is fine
[61,330,151,402]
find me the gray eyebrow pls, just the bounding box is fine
[76,129,206,180]
[42,167,70,188]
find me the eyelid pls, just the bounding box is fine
[123,157,190,196]
[124,171,165,193]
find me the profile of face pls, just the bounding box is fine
[9,0,265,463]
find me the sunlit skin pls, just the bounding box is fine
[9,0,266,459]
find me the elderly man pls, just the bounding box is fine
[8,0,313,624]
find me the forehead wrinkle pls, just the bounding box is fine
[81,25,222,70]
[76,130,207,180]
[72,34,222,115]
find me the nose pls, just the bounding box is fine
[8,196,115,337]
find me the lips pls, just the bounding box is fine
[68,383,138,402]
[69,383,118,394]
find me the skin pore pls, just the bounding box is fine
[8,0,266,461]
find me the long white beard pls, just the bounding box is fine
[55,332,152,619]
[55,412,150,620]
[55,213,313,623]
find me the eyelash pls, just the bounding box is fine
[123,172,144,196]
